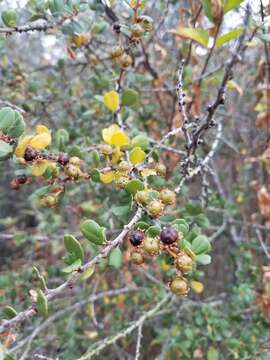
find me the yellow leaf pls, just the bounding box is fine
[169,28,209,47]
[130,147,146,164]
[111,146,122,164]
[102,124,120,143]
[32,160,49,177]
[227,80,243,95]
[15,135,33,157]
[71,33,91,47]
[80,265,95,281]
[100,171,115,184]
[190,280,204,294]
[141,168,156,177]
[111,131,129,147]
[36,124,50,134]
[30,133,51,150]
[103,90,119,112]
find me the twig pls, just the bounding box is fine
[134,322,143,360]
[255,229,270,260]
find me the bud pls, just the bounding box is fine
[39,195,57,208]
[118,53,132,68]
[109,46,124,59]
[118,160,131,172]
[170,277,189,296]
[69,156,81,167]
[160,189,176,206]
[99,144,113,155]
[135,190,150,206]
[175,252,193,273]
[115,176,129,189]
[160,227,179,245]
[143,236,160,256]
[130,24,145,38]
[64,164,80,179]
[147,199,164,218]
[137,15,154,32]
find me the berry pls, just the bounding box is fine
[65,164,80,179]
[39,195,57,208]
[135,190,150,206]
[131,251,144,265]
[17,175,28,185]
[160,227,179,245]
[115,176,129,189]
[57,153,69,166]
[118,53,132,68]
[175,253,193,273]
[147,200,164,218]
[24,147,38,162]
[170,277,189,296]
[160,189,176,206]
[128,229,144,247]
[130,24,145,38]
[113,23,121,34]
[155,163,166,177]
[143,236,160,256]
[69,156,81,167]
[109,45,124,59]
[118,161,130,172]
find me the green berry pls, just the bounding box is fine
[143,236,160,256]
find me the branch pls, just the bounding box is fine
[0,207,143,334]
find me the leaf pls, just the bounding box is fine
[102,124,129,147]
[36,289,48,319]
[207,346,219,360]
[194,214,210,228]
[223,0,245,13]
[29,132,51,150]
[3,305,17,319]
[145,225,161,237]
[201,0,213,22]
[122,88,139,106]
[80,265,95,281]
[190,281,204,294]
[91,168,101,182]
[91,150,100,167]
[1,10,17,27]
[108,247,122,268]
[112,205,131,218]
[0,140,13,161]
[36,124,50,134]
[195,254,212,265]
[191,235,211,254]
[62,258,82,273]
[64,234,84,262]
[125,179,144,195]
[134,221,150,230]
[185,202,203,216]
[258,34,270,43]
[100,171,115,184]
[31,160,49,177]
[170,28,209,47]
[227,80,243,95]
[103,90,119,111]
[15,135,34,157]
[130,147,146,164]
[80,219,106,245]
[216,28,243,47]
[0,107,25,138]
[55,128,69,150]
[131,134,150,150]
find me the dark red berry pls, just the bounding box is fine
[24,147,38,162]
[17,175,28,185]
[128,230,144,247]
[160,227,179,245]
[57,153,70,166]
[113,23,121,33]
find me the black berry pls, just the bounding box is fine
[57,153,70,166]
[160,227,179,245]
[128,230,144,247]
[24,147,38,162]
[17,175,28,185]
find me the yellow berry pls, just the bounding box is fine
[170,277,189,296]
[147,199,164,218]
[118,53,132,68]
[175,253,193,273]
[160,189,176,206]
[143,236,160,256]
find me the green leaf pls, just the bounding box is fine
[55,128,69,150]
[49,0,65,14]
[0,107,25,138]
[185,202,203,216]
[80,219,106,245]
[112,205,131,218]
[145,225,161,237]
[170,27,209,47]
[130,147,146,164]
[64,234,84,262]
[90,168,101,182]
[32,266,46,291]
[191,235,211,254]
[122,88,139,106]
[36,289,48,319]
[195,254,212,265]
[258,34,270,43]
[0,140,13,161]
[1,10,17,27]
[4,354,15,360]
[194,214,210,228]
[216,28,243,47]
[131,134,150,150]
[201,0,213,22]
[207,346,219,360]
[80,265,95,281]
[91,150,100,167]
[108,247,122,268]
[172,219,189,236]
[62,258,82,273]
[125,179,144,195]
[3,305,17,319]
[134,221,150,230]
[223,0,245,13]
